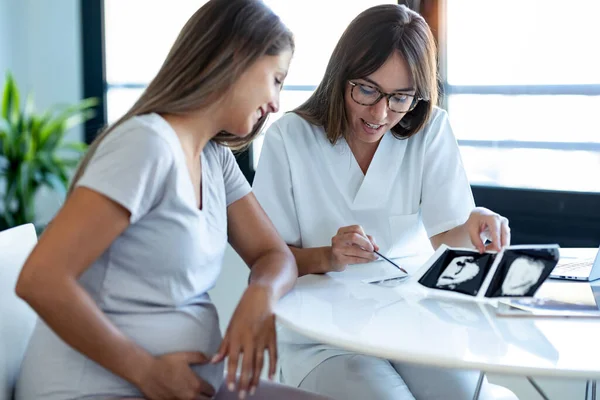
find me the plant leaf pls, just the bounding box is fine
[0,75,96,228]
[37,154,69,190]
[30,110,51,140]
[0,215,10,231]
[0,116,9,133]
[60,141,88,153]
[0,116,9,155]
[1,72,20,123]
[52,157,70,185]
[37,98,97,153]
[2,120,15,161]
[23,93,34,119]
[42,173,67,197]
[60,158,82,168]
[17,161,34,209]
[3,171,18,225]
[1,210,15,229]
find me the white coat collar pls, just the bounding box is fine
[315,130,407,210]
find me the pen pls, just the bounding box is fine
[374,250,409,275]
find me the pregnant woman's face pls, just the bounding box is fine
[436,256,480,289]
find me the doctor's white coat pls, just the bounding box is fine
[252,107,475,386]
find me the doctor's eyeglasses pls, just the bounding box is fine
[348,81,421,113]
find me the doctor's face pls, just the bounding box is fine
[344,51,416,146]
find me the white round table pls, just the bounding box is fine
[275,249,600,399]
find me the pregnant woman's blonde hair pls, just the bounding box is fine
[70,0,294,194]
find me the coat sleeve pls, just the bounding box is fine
[420,109,475,237]
[252,122,302,247]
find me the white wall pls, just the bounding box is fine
[0,0,12,76]
[0,0,83,225]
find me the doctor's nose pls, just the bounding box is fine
[369,97,388,121]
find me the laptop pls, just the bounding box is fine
[550,246,600,282]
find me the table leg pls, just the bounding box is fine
[527,377,550,400]
[586,380,591,400]
[592,380,596,400]
[472,372,485,400]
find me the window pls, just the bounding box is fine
[82,0,600,245]
[102,0,396,173]
[103,0,203,123]
[443,0,600,193]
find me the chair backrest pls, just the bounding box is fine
[0,224,38,400]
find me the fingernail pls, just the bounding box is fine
[239,390,247,399]
[228,382,235,392]
[210,355,219,363]
[250,387,256,396]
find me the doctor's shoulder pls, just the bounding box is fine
[265,111,324,144]
[407,106,453,146]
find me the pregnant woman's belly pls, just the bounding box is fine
[16,304,224,400]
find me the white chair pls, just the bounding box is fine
[0,224,38,400]
[0,224,329,400]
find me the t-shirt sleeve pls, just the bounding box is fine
[252,123,302,247]
[75,126,174,224]
[218,145,251,206]
[421,109,475,237]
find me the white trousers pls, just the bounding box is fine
[297,354,496,400]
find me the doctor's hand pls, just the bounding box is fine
[465,207,511,253]
[211,284,277,399]
[328,225,379,271]
[137,351,216,400]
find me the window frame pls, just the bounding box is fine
[81,0,600,246]
[432,0,600,246]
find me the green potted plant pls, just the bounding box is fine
[0,71,98,231]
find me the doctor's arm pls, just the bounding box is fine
[430,207,511,252]
[422,111,510,253]
[215,192,298,395]
[289,226,378,276]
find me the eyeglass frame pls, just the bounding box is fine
[347,80,422,114]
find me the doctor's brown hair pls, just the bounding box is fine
[69,0,293,194]
[295,4,437,144]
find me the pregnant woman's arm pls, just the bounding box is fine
[214,192,298,398]
[16,187,215,400]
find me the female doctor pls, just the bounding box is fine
[253,4,510,400]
